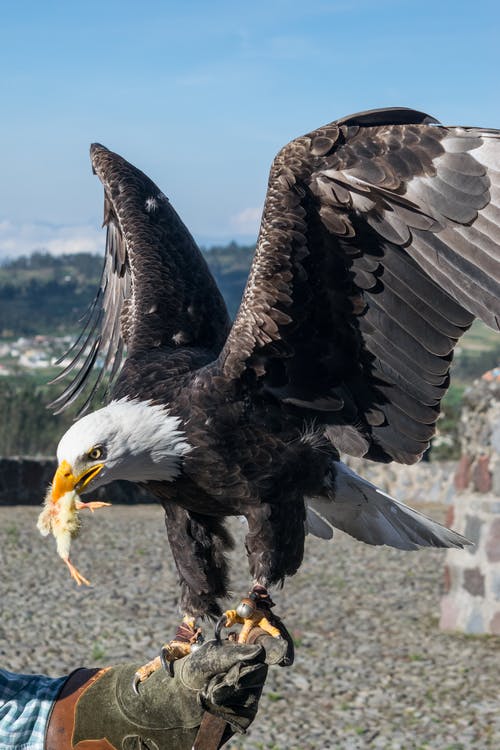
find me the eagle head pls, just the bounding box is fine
[50,398,192,502]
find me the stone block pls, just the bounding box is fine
[472,455,492,493]
[464,514,483,553]
[481,500,500,514]
[444,562,463,592]
[463,568,485,597]
[454,455,472,491]
[443,565,451,594]
[491,573,500,601]
[491,423,500,454]
[486,519,500,563]
[492,462,500,496]
[489,611,500,636]
[439,596,459,631]
[465,609,484,634]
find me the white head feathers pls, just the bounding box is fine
[57,398,192,489]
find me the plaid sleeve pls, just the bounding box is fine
[0,669,67,750]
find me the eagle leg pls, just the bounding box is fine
[160,615,204,669]
[214,501,302,661]
[132,615,203,693]
[163,504,234,619]
[216,585,294,665]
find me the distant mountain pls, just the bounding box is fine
[0,244,255,337]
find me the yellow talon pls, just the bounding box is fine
[161,641,192,662]
[132,656,162,693]
[242,615,281,642]
[221,601,283,644]
[218,586,294,667]
[133,615,203,692]
[223,610,241,628]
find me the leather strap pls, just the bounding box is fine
[192,626,283,748]
[45,667,111,750]
[192,713,231,750]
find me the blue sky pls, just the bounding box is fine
[0,0,498,257]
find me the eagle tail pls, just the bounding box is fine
[305,461,470,550]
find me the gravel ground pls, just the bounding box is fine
[1,503,500,749]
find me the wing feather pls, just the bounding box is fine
[50,145,231,414]
[219,108,500,463]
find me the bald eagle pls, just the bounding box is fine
[48,107,500,681]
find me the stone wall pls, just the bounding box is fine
[440,378,500,635]
[344,456,456,506]
[0,456,155,506]
[0,454,457,508]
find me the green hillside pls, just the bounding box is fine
[452,320,500,383]
[0,245,255,338]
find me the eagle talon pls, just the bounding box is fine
[133,617,204,688]
[215,613,229,642]
[217,602,282,644]
[215,586,294,664]
[132,674,141,695]
[160,646,175,675]
[131,655,162,693]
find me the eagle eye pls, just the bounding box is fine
[87,446,104,461]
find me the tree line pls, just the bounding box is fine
[0,245,255,337]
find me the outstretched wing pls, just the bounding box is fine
[50,144,231,414]
[219,107,500,464]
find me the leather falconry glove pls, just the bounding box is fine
[45,638,286,750]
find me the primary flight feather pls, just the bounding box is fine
[44,107,500,682]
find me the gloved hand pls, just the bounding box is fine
[177,640,269,733]
[46,637,287,750]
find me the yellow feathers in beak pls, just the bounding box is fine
[40,461,111,587]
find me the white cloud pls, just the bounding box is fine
[0,215,259,263]
[230,206,262,235]
[0,219,103,260]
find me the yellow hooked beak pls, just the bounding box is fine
[51,459,104,502]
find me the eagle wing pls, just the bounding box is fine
[50,144,231,414]
[219,107,500,464]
